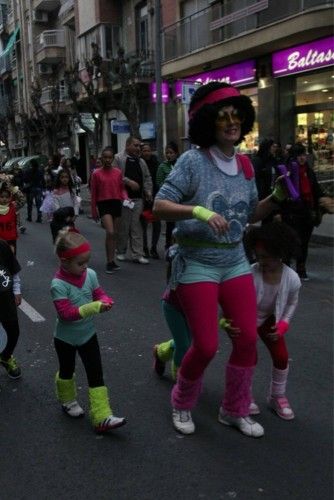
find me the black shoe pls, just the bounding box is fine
[106,261,121,274]
[150,248,160,259]
[26,217,32,222]
[143,247,150,259]
[0,355,22,379]
[36,218,42,223]
[298,270,309,281]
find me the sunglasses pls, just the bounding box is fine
[216,109,245,127]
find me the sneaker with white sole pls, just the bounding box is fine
[249,399,260,415]
[94,415,126,433]
[172,408,195,434]
[218,408,264,438]
[268,396,295,420]
[133,256,149,264]
[116,254,126,261]
[62,400,85,418]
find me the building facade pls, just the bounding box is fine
[160,0,334,174]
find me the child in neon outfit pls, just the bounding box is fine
[51,229,126,433]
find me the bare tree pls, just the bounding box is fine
[25,78,69,156]
[65,43,153,155]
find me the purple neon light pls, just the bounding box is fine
[272,36,334,77]
[175,60,256,98]
[150,82,170,103]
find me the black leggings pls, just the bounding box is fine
[54,334,104,387]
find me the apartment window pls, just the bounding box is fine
[180,0,208,17]
[102,25,121,59]
[136,2,149,55]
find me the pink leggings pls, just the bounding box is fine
[176,274,257,381]
[257,315,288,370]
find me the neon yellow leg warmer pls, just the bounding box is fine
[88,386,113,426]
[157,339,174,363]
[55,372,76,404]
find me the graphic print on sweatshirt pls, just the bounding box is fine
[207,192,248,243]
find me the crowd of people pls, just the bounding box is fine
[0,81,333,438]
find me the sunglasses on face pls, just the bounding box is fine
[216,109,245,126]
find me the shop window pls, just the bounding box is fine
[238,86,259,155]
[295,70,334,175]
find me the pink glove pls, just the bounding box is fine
[276,320,289,336]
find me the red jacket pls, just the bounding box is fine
[0,202,17,241]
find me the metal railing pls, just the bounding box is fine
[0,53,12,74]
[35,30,65,51]
[0,6,7,31]
[40,85,68,104]
[162,0,333,62]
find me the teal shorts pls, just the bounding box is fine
[178,258,251,285]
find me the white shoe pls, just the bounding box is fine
[133,256,149,264]
[116,254,126,261]
[95,415,126,433]
[249,399,260,415]
[62,400,85,418]
[172,408,195,434]
[218,408,264,438]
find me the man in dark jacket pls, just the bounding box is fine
[23,159,45,222]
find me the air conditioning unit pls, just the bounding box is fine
[32,9,48,23]
[38,63,53,75]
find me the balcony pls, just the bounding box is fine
[0,53,13,75]
[162,0,333,62]
[58,0,74,26]
[35,30,65,64]
[40,85,69,113]
[0,7,7,34]
[33,0,60,11]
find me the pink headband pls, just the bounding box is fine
[188,87,241,119]
[58,242,91,260]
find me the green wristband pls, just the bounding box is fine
[79,301,102,318]
[271,183,286,203]
[192,205,215,222]
[219,318,231,330]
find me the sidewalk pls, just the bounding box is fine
[80,184,333,245]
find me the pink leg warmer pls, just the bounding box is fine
[171,373,203,410]
[222,363,254,417]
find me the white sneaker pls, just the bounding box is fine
[249,399,260,415]
[133,256,149,264]
[62,400,85,418]
[95,415,126,433]
[116,254,126,261]
[172,408,195,434]
[218,408,264,438]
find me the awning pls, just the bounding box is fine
[58,0,74,17]
[1,26,20,56]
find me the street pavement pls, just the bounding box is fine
[0,210,333,500]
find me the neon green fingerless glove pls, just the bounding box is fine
[192,205,215,222]
[271,183,286,203]
[219,317,231,330]
[79,301,102,318]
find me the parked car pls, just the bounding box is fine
[1,155,48,172]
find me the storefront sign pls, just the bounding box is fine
[110,120,156,138]
[111,120,130,134]
[175,60,256,98]
[150,82,169,103]
[272,36,334,77]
